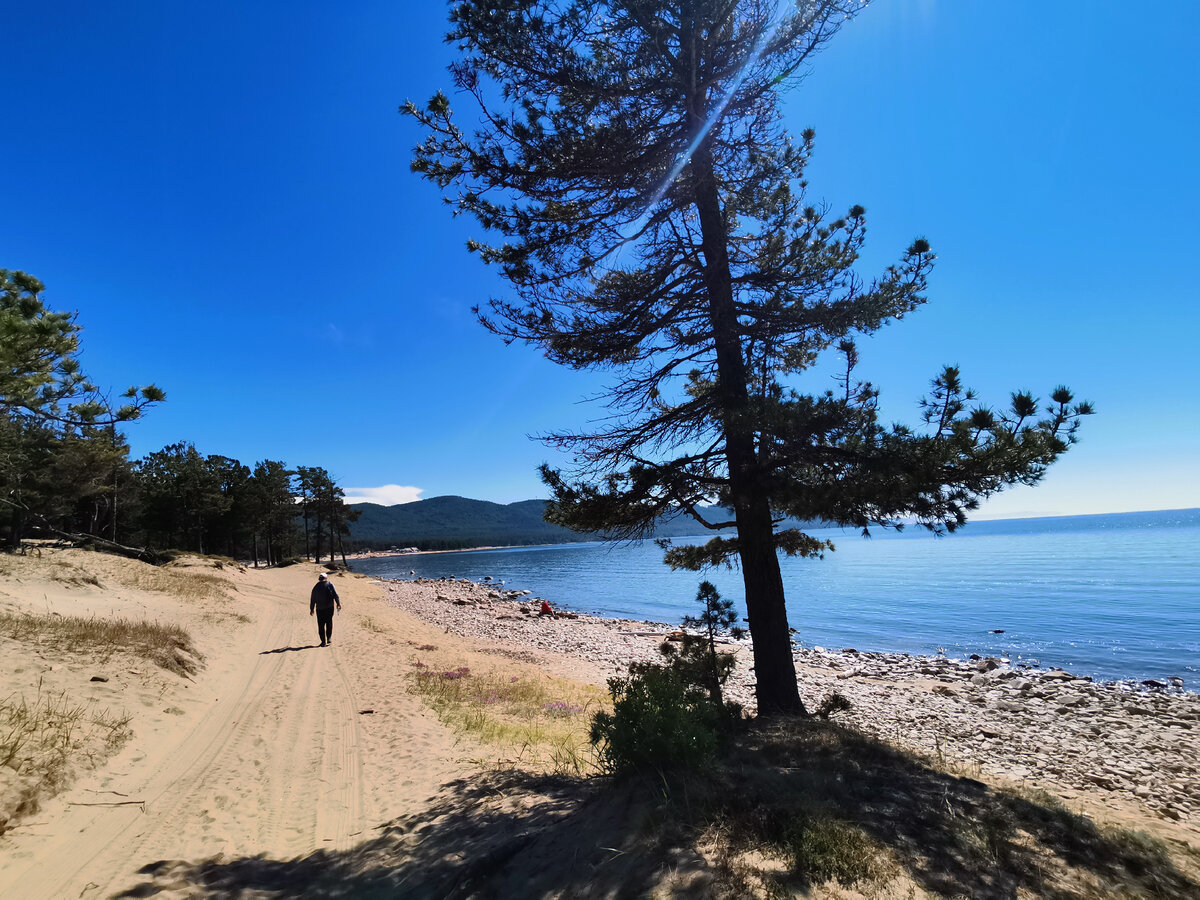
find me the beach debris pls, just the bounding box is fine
[359,709,375,715]
[68,799,146,812]
[89,675,109,682]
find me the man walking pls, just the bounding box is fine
[310,572,341,647]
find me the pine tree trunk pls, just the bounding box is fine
[735,497,805,714]
[686,63,806,716]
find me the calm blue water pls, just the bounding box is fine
[352,509,1200,689]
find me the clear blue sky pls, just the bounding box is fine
[3,1,1197,518]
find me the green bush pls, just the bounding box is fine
[589,662,721,773]
[590,581,747,774]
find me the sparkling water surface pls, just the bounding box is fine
[352,509,1200,689]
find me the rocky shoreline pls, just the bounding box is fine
[380,575,1199,834]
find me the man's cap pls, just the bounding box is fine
[318,573,327,580]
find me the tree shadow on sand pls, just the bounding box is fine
[113,771,694,899]
[114,720,1199,898]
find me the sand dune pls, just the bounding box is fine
[0,552,477,899]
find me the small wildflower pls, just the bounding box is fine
[411,660,427,668]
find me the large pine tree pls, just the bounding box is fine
[406,0,1091,714]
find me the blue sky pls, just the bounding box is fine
[3,1,1197,518]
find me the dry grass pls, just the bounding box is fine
[358,615,387,634]
[0,547,236,604]
[115,564,235,603]
[0,679,132,833]
[406,652,605,775]
[0,611,203,677]
[0,554,100,588]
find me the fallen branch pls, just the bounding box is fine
[67,799,146,812]
[46,527,165,565]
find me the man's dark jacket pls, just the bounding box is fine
[310,580,340,612]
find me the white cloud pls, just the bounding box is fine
[343,484,424,506]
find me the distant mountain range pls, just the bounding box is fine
[347,495,722,551]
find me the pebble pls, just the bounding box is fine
[381,576,1200,827]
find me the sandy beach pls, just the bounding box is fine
[0,550,499,897]
[0,548,1196,897]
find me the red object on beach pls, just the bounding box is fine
[540,599,552,615]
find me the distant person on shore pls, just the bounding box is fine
[538,599,553,617]
[310,572,341,646]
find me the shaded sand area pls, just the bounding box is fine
[0,549,1197,897]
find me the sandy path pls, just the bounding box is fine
[0,564,459,899]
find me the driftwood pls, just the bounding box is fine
[46,527,166,565]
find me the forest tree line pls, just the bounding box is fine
[1,268,356,565]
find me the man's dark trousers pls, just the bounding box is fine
[316,608,334,644]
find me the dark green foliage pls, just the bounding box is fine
[248,460,298,566]
[294,466,358,565]
[134,443,232,554]
[1,270,163,547]
[0,270,357,561]
[814,691,852,720]
[129,451,356,565]
[590,662,720,774]
[0,269,163,427]
[591,580,745,773]
[660,580,743,710]
[407,1,1092,715]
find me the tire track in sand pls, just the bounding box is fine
[314,641,368,851]
[0,576,377,900]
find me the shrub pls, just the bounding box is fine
[784,815,887,884]
[591,581,747,774]
[814,692,852,719]
[590,662,721,773]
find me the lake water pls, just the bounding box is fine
[351,509,1200,689]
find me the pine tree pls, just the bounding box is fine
[662,580,743,711]
[1,270,163,547]
[406,1,1091,714]
[1,270,163,427]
